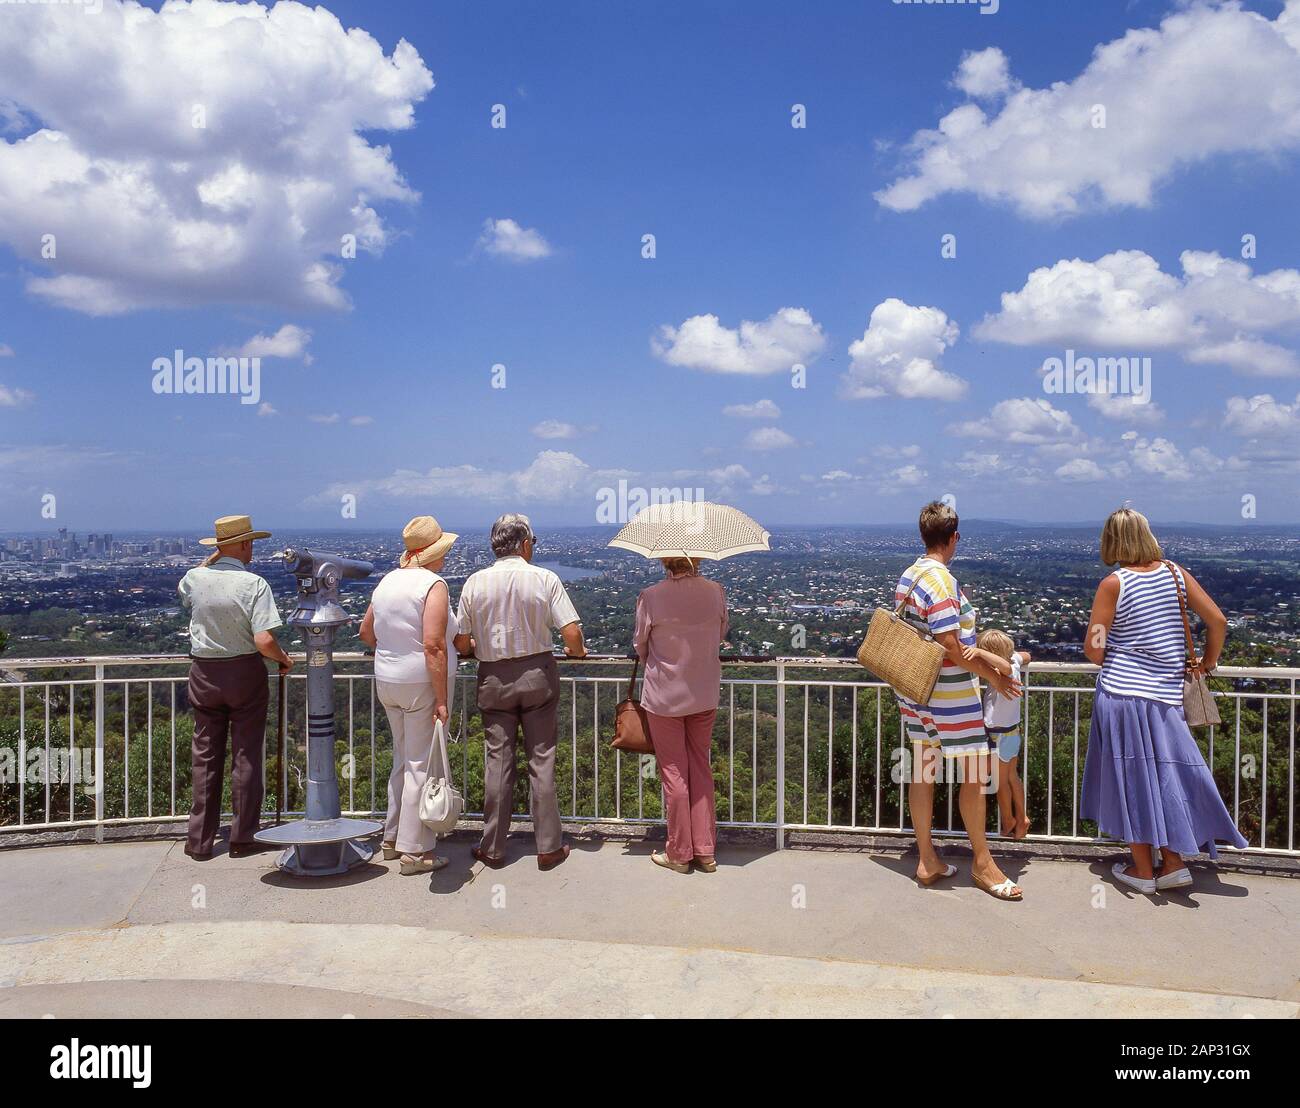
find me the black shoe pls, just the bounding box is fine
[228,841,274,858]
[184,847,212,861]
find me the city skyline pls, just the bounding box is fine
[2,0,1300,530]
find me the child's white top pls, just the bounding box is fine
[983,653,1022,730]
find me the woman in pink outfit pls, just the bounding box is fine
[634,557,729,874]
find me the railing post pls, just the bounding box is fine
[94,663,105,844]
[775,659,786,850]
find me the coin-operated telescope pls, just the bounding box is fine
[254,548,384,876]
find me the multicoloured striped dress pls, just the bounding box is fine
[893,557,987,758]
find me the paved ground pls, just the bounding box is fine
[1,831,1297,1018]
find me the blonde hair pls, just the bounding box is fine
[976,628,1015,661]
[661,557,701,576]
[1100,507,1162,566]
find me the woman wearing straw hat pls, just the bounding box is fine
[360,516,459,875]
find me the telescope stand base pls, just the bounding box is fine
[273,839,374,878]
[254,817,385,878]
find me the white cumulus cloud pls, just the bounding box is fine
[877,1,1300,219]
[234,324,312,361]
[950,397,1079,445]
[315,450,616,506]
[977,250,1300,376]
[0,0,433,314]
[744,426,797,451]
[478,217,553,262]
[722,399,782,420]
[654,307,825,375]
[843,299,967,401]
[0,382,34,407]
[532,419,578,440]
[1223,393,1300,437]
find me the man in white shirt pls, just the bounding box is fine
[454,513,585,870]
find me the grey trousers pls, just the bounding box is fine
[476,652,562,856]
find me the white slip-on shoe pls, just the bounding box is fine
[1112,861,1156,895]
[1155,867,1193,891]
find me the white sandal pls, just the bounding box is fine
[973,873,1023,901]
[1112,861,1156,895]
[917,863,957,887]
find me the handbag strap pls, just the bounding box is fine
[424,715,452,782]
[625,656,640,702]
[894,560,932,618]
[1162,559,1197,666]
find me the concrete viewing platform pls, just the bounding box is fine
[1,829,1298,1019]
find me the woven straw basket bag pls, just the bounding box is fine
[857,572,946,704]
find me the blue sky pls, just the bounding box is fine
[1,0,1299,532]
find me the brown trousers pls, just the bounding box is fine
[187,653,270,854]
[476,652,562,856]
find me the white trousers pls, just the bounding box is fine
[377,679,448,855]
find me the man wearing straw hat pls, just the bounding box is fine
[178,514,292,860]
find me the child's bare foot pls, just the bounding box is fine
[1014,816,1030,839]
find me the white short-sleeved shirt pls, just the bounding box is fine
[371,567,458,687]
[983,654,1023,730]
[178,556,283,658]
[455,556,580,662]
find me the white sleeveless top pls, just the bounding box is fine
[371,567,459,688]
[1098,563,1187,706]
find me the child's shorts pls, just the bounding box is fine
[989,727,1021,762]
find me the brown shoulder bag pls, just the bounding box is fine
[1164,559,1221,728]
[611,657,654,754]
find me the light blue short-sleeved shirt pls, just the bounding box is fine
[178,556,283,658]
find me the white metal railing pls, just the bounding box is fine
[0,654,1296,857]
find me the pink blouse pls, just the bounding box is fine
[633,573,729,717]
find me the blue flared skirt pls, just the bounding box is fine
[1081,688,1247,859]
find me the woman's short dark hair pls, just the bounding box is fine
[919,501,958,549]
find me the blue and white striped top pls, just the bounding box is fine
[1098,563,1189,706]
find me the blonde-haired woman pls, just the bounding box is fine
[634,556,728,874]
[1081,507,1245,894]
[360,516,459,875]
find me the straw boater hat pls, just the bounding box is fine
[399,515,458,568]
[199,514,272,547]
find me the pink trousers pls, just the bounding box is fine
[648,708,717,864]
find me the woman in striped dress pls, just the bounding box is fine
[894,502,1024,900]
[1081,508,1246,895]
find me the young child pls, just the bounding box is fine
[967,630,1032,838]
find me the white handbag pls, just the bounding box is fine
[418,719,464,834]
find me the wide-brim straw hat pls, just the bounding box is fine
[199,514,273,547]
[400,515,458,568]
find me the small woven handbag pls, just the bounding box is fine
[1165,560,1221,728]
[857,569,946,704]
